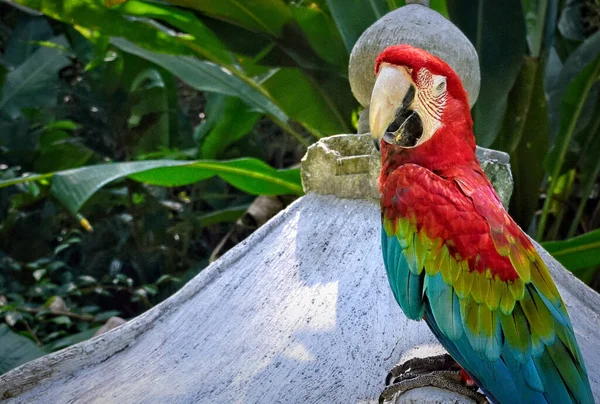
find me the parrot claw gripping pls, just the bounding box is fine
[379,354,488,404]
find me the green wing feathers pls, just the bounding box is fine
[381,216,593,403]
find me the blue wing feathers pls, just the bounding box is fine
[426,273,463,340]
[424,304,529,404]
[533,348,574,403]
[523,357,545,392]
[382,228,424,320]
[546,334,593,402]
[381,224,594,404]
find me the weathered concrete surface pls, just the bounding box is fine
[0,195,437,403]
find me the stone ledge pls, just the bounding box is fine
[301,134,513,209]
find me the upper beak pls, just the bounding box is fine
[369,64,413,142]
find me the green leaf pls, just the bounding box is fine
[32,122,93,172]
[195,205,249,227]
[546,32,600,142]
[156,274,180,285]
[2,16,53,68]
[545,32,600,174]
[50,315,72,326]
[39,130,71,150]
[558,1,585,42]
[289,4,348,68]
[164,0,293,37]
[201,9,332,73]
[0,158,303,214]
[0,323,45,375]
[567,104,600,237]
[542,228,600,272]
[538,32,600,239]
[44,327,99,352]
[325,0,387,52]
[492,57,538,154]
[128,68,170,156]
[196,94,261,159]
[113,0,233,66]
[130,160,303,194]
[78,275,97,284]
[47,161,202,214]
[10,0,193,56]
[198,17,272,59]
[386,0,404,9]
[261,68,350,135]
[111,37,289,123]
[495,57,549,231]
[142,284,158,295]
[520,0,556,57]
[447,0,527,147]
[0,36,71,119]
[45,120,81,132]
[429,0,449,18]
[34,142,94,173]
[194,93,226,143]
[94,311,122,322]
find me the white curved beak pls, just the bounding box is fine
[369,64,414,142]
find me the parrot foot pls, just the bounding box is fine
[379,354,488,404]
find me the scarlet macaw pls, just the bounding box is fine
[369,45,593,404]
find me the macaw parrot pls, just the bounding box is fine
[369,44,593,404]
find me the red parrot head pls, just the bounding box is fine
[369,45,472,151]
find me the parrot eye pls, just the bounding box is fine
[433,76,447,95]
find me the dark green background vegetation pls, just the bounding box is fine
[0,0,599,374]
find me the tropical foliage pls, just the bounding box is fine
[0,0,599,374]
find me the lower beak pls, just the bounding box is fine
[369,65,413,143]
